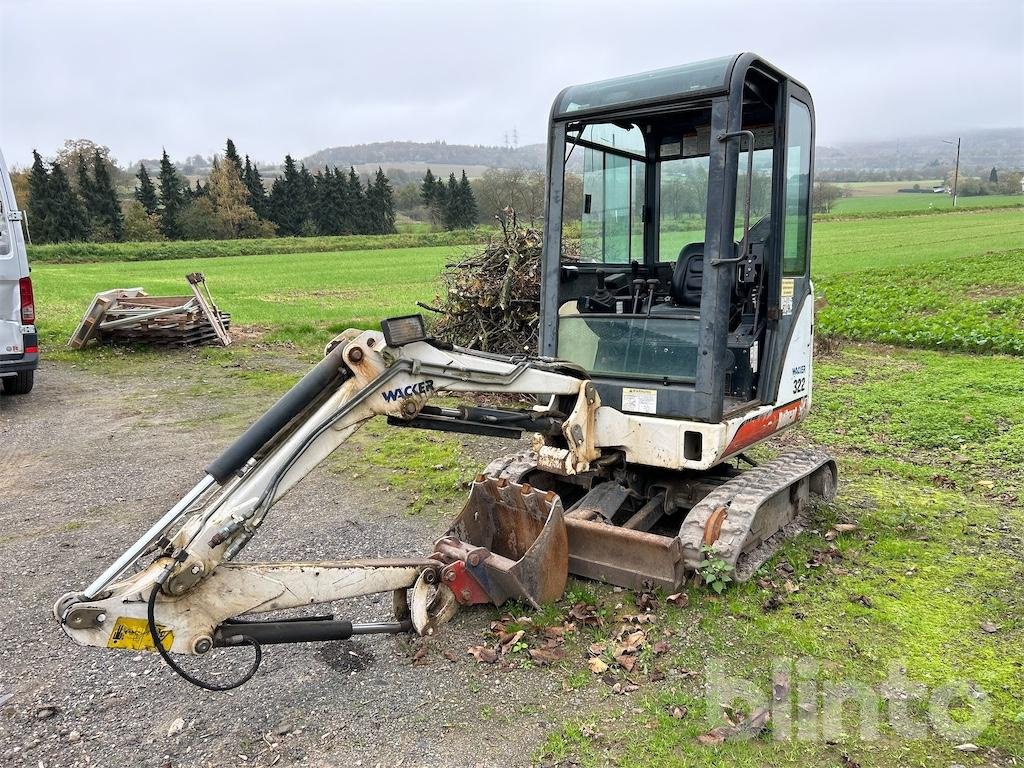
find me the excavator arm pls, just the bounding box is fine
[55,322,599,666]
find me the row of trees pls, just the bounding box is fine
[21,138,400,243]
[420,169,478,229]
[26,149,124,243]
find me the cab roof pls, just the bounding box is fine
[553,53,803,119]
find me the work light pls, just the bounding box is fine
[381,314,427,346]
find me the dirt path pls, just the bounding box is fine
[0,361,593,768]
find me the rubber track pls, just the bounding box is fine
[677,449,837,580]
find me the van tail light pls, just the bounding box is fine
[19,277,35,324]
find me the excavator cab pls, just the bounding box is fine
[540,53,815,426]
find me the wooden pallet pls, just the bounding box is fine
[68,275,232,349]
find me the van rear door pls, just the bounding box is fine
[0,148,29,356]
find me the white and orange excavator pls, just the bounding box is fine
[56,53,836,689]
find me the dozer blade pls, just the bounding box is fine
[435,476,568,609]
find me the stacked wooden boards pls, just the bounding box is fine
[69,275,232,349]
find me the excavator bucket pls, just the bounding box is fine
[433,476,568,609]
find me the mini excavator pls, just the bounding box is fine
[56,53,836,689]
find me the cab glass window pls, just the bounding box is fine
[783,99,812,275]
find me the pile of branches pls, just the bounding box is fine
[427,208,562,355]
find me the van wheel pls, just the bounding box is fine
[1,370,34,395]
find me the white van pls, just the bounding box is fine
[0,147,37,395]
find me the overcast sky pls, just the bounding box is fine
[1,0,1021,168]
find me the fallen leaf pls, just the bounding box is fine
[697,728,727,746]
[588,657,609,674]
[543,626,565,640]
[411,646,428,665]
[955,743,979,752]
[614,653,637,672]
[651,640,670,655]
[850,594,873,608]
[783,580,800,594]
[980,621,1000,634]
[528,647,566,665]
[167,717,185,737]
[500,630,525,651]
[833,523,858,533]
[442,649,459,663]
[588,641,607,656]
[669,705,687,719]
[666,592,689,607]
[976,480,995,490]
[468,645,498,664]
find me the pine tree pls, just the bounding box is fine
[91,149,124,241]
[135,163,159,215]
[347,167,367,234]
[456,170,477,228]
[224,139,242,172]
[27,151,55,243]
[298,164,317,232]
[242,155,267,217]
[157,149,185,239]
[990,167,999,183]
[421,168,437,206]
[48,161,89,242]
[364,167,396,234]
[74,154,96,239]
[443,173,460,230]
[269,154,305,236]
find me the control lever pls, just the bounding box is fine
[644,279,659,315]
[631,279,645,314]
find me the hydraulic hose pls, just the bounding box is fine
[147,584,261,691]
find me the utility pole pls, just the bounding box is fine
[944,137,961,207]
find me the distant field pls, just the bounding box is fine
[841,180,944,196]
[831,192,1022,215]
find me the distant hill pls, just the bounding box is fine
[817,128,1023,178]
[303,141,547,173]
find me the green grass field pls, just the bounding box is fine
[830,193,1022,215]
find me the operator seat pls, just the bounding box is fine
[650,242,704,313]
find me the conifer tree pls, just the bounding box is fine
[443,172,460,230]
[269,155,305,236]
[91,149,124,241]
[456,170,477,228]
[27,151,55,243]
[135,163,159,215]
[157,149,185,239]
[75,154,96,239]
[242,155,267,218]
[421,168,437,206]
[224,139,242,172]
[347,167,367,234]
[48,161,89,242]
[365,167,396,234]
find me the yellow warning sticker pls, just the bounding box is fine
[780,278,795,298]
[107,617,173,652]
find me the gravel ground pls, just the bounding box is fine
[0,360,595,768]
